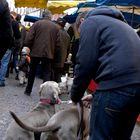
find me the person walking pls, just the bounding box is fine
[24,9,60,96]
[0,13,21,86]
[0,0,13,60]
[16,14,27,51]
[6,13,21,80]
[70,7,140,140]
[53,18,71,82]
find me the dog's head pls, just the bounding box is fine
[39,81,61,104]
[58,77,73,94]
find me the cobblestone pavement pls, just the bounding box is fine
[0,74,140,140]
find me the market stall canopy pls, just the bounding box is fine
[78,2,140,15]
[24,15,41,22]
[64,1,140,28]
[15,0,48,8]
[96,0,140,7]
[47,1,85,14]
[95,0,140,27]
[15,0,85,13]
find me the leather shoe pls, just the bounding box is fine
[24,91,31,96]
[0,82,5,87]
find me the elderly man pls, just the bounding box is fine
[53,18,71,82]
[24,9,60,96]
[70,7,140,140]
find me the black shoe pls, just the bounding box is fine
[24,91,31,96]
[0,83,5,87]
[5,73,9,78]
[15,74,19,80]
[10,68,13,73]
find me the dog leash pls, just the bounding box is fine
[77,101,84,140]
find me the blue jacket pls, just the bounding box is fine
[71,7,140,102]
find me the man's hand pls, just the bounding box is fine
[82,94,93,108]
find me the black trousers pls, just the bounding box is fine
[25,57,53,93]
[53,67,63,83]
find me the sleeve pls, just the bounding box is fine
[12,21,21,39]
[56,29,61,47]
[18,56,26,68]
[70,18,100,103]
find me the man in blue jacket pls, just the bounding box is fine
[70,7,140,140]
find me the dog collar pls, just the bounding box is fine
[40,98,60,105]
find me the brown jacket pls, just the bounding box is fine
[24,19,59,59]
[54,28,70,68]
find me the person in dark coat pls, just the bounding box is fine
[16,14,27,51]
[70,6,140,140]
[24,9,60,96]
[0,0,13,60]
[7,13,21,80]
[53,18,71,82]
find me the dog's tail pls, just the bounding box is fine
[10,111,60,132]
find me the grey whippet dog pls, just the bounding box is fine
[10,100,90,140]
[4,81,61,140]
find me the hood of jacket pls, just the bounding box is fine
[85,6,126,22]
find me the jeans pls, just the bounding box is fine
[89,85,140,140]
[0,49,12,83]
[25,57,53,93]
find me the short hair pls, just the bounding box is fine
[16,14,21,21]
[42,9,52,19]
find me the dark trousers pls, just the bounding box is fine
[89,85,140,140]
[53,67,62,83]
[25,57,53,93]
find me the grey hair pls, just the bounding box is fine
[42,9,52,19]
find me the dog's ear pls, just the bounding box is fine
[39,83,44,96]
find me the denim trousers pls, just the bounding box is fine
[89,85,140,140]
[0,49,12,83]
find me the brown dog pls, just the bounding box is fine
[10,101,90,140]
[4,81,61,140]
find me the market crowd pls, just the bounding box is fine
[0,0,140,140]
[0,0,72,94]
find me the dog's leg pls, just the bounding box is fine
[41,132,58,140]
[34,132,41,140]
[57,128,77,140]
